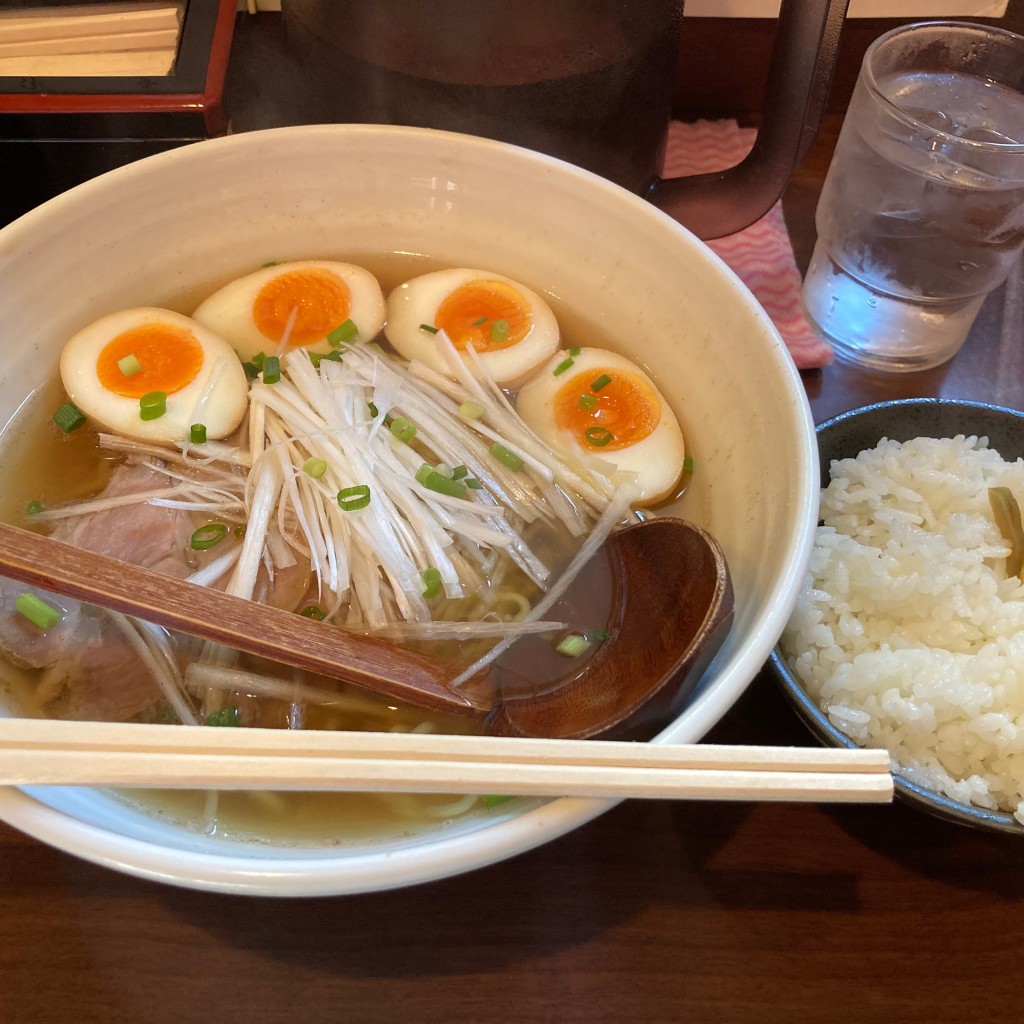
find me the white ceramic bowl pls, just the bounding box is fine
[0,125,818,895]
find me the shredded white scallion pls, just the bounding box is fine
[51,335,644,715]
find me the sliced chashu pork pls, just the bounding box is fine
[0,463,198,721]
[0,460,311,721]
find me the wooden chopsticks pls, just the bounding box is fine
[0,719,893,803]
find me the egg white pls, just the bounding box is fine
[384,268,559,387]
[516,348,686,506]
[192,260,386,360]
[60,307,249,443]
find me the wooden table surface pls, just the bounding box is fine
[2,17,1024,1024]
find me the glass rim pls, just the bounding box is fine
[862,19,1024,154]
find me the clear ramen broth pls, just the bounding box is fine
[0,251,703,845]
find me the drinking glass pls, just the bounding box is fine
[802,21,1024,372]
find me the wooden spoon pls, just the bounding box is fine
[489,517,733,740]
[0,517,732,740]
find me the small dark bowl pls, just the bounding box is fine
[770,398,1024,834]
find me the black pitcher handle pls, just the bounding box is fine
[648,0,849,240]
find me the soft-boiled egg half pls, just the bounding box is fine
[192,260,386,360]
[516,348,685,505]
[384,268,559,386]
[60,307,249,443]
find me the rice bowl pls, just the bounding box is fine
[774,398,1024,834]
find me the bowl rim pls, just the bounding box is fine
[817,395,1024,433]
[0,122,820,894]
[772,396,1024,835]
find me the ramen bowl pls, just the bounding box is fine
[0,125,818,895]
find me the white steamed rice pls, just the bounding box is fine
[781,433,1024,823]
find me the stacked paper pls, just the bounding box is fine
[0,2,184,77]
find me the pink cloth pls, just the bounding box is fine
[662,120,832,369]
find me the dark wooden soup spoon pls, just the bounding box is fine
[0,517,732,741]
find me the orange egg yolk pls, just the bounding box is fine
[433,279,532,352]
[554,368,660,452]
[96,323,205,398]
[252,268,351,347]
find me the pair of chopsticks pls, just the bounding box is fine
[0,719,893,803]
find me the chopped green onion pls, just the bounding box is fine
[53,403,85,433]
[310,350,343,369]
[555,633,592,658]
[420,567,442,599]
[569,346,582,357]
[590,373,612,392]
[457,401,485,420]
[466,478,483,489]
[337,484,371,511]
[25,500,43,516]
[262,355,281,384]
[451,465,468,480]
[300,605,326,620]
[139,391,167,421]
[587,628,613,643]
[233,524,246,538]
[472,316,489,327]
[415,464,468,499]
[206,706,240,727]
[481,794,514,808]
[261,260,279,268]
[683,455,694,475]
[303,457,328,479]
[489,319,510,344]
[577,394,598,411]
[15,592,62,631]
[117,353,142,377]
[190,523,228,550]
[390,416,417,444]
[251,352,266,370]
[419,323,439,334]
[553,356,575,377]
[368,401,379,418]
[327,318,358,346]
[489,442,523,472]
[159,705,179,724]
[190,423,207,444]
[242,360,261,380]
[585,426,614,447]
[435,463,455,479]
